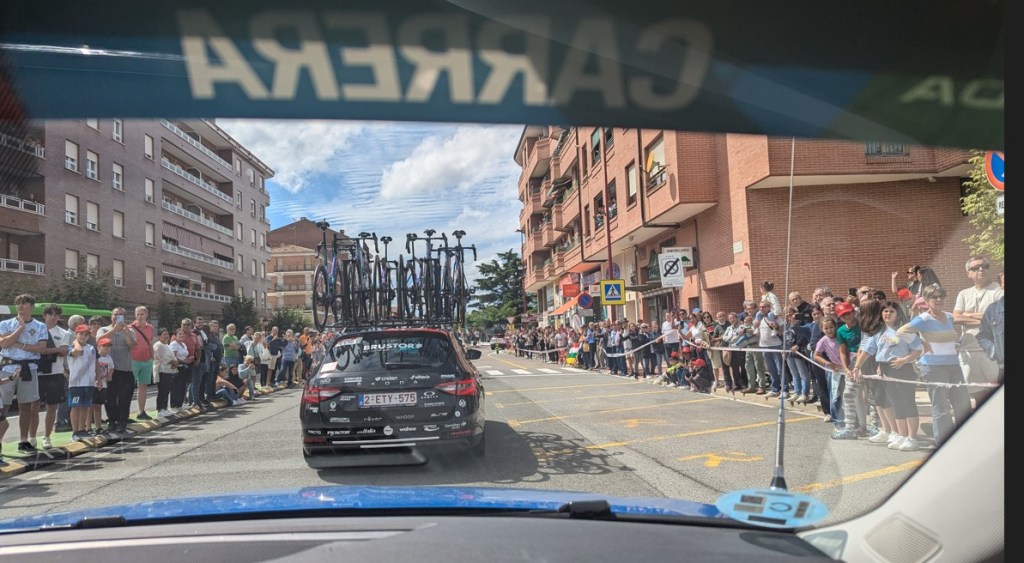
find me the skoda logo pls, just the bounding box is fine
[454,411,461,418]
[329,401,337,410]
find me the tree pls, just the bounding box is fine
[42,257,121,310]
[960,150,1004,267]
[469,250,534,329]
[221,296,261,332]
[266,306,308,335]
[155,295,193,330]
[0,274,46,305]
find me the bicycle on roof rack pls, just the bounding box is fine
[311,220,343,332]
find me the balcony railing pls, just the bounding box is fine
[161,157,232,203]
[0,131,45,159]
[161,119,232,170]
[0,258,45,275]
[271,264,317,273]
[162,241,233,270]
[1,194,45,216]
[162,283,232,303]
[161,199,233,236]
[274,283,312,291]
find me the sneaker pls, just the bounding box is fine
[888,436,906,450]
[888,432,902,446]
[42,436,53,449]
[29,437,37,447]
[755,388,767,395]
[898,437,920,451]
[71,432,83,442]
[157,409,172,418]
[17,441,37,453]
[831,429,859,440]
[766,391,780,398]
[868,430,890,443]
[855,427,871,438]
[136,411,152,421]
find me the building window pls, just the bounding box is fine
[604,127,614,150]
[144,134,154,159]
[86,201,99,231]
[65,249,79,278]
[112,119,123,143]
[251,258,257,276]
[645,135,667,189]
[250,199,256,216]
[252,289,258,301]
[65,194,79,225]
[259,204,266,222]
[607,181,618,220]
[234,158,241,176]
[593,193,604,230]
[260,233,266,250]
[113,210,124,237]
[145,266,155,291]
[250,228,256,247]
[626,162,638,206]
[145,178,154,202]
[583,205,590,237]
[865,142,908,156]
[86,118,99,130]
[64,140,79,171]
[236,222,243,240]
[112,162,123,191]
[260,262,266,279]
[237,254,244,273]
[258,175,264,190]
[113,259,124,286]
[86,254,99,275]
[145,222,155,246]
[262,291,267,308]
[247,168,255,186]
[590,129,601,166]
[235,190,242,208]
[86,150,98,180]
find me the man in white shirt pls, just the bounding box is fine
[661,311,681,364]
[953,256,1004,399]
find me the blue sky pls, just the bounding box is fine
[218,120,524,283]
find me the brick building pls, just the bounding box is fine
[266,217,352,318]
[517,127,975,326]
[1,118,273,319]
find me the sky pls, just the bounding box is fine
[218,119,525,284]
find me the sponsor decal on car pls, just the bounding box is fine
[410,375,432,381]
[439,373,457,380]
[454,411,462,418]
[339,395,355,402]
[429,411,450,418]
[398,426,417,432]
[328,417,350,423]
[383,425,394,436]
[307,406,319,413]
[306,429,323,435]
[421,401,446,408]
[423,425,440,432]
[367,342,423,351]
[362,415,383,423]
[443,422,463,430]
[458,399,467,408]
[374,375,399,383]
[327,429,351,436]
[329,401,337,411]
[357,428,377,435]
[421,390,437,399]
[394,414,416,420]
[343,376,362,384]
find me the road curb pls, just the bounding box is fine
[0,382,297,481]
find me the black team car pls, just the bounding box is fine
[301,328,484,467]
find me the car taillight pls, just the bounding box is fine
[301,386,341,404]
[435,378,478,396]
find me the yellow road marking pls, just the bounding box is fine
[677,451,764,467]
[576,416,819,452]
[489,382,636,395]
[620,418,666,428]
[501,389,677,407]
[792,460,924,493]
[510,398,713,425]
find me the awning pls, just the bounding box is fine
[550,295,579,316]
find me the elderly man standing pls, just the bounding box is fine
[953,256,1003,404]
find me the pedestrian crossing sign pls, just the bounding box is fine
[600,279,626,305]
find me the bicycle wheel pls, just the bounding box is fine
[311,265,333,331]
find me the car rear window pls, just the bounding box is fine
[329,334,453,372]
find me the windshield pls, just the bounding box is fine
[0,0,1003,543]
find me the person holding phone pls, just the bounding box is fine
[96,307,136,434]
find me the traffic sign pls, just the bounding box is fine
[577,293,593,308]
[662,246,694,269]
[985,150,1004,191]
[599,280,626,305]
[658,253,686,287]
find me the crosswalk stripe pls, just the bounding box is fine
[511,369,531,374]
[485,370,503,375]
[538,368,560,374]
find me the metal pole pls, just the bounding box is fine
[600,130,615,322]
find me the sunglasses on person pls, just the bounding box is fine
[968,263,990,272]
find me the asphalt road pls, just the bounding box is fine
[0,349,931,525]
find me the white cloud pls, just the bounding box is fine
[217,119,366,193]
[380,125,521,200]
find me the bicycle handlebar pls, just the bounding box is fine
[315,220,330,230]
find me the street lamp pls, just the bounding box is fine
[515,228,527,320]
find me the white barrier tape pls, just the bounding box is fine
[596,333,671,358]
[677,337,1000,390]
[511,345,571,355]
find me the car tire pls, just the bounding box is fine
[470,430,486,457]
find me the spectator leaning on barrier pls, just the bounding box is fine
[953,256,1003,405]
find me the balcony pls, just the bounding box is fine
[1,193,45,216]
[161,157,232,203]
[162,283,232,303]
[274,283,312,292]
[161,119,232,171]
[543,260,556,279]
[527,228,543,253]
[162,241,233,270]
[561,185,580,224]
[0,131,45,159]
[0,258,45,275]
[523,137,552,178]
[161,200,233,237]
[272,264,317,273]
[541,222,556,248]
[551,202,564,231]
[554,251,565,269]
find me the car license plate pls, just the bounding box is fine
[359,392,417,408]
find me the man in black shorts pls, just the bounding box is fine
[34,304,69,449]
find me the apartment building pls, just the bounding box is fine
[266,217,352,319]
[517,126,974,327]
[0,118,273,318]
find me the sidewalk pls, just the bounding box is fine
[0,382,295,480]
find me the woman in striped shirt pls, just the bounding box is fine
[897,284,973,446]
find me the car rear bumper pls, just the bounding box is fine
[303,432,483,468]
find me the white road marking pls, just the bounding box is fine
[485,370,504,375]
[511,369,531,374]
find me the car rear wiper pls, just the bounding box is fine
[383,362,427,369]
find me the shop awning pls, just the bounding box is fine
[550,295,579,316]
